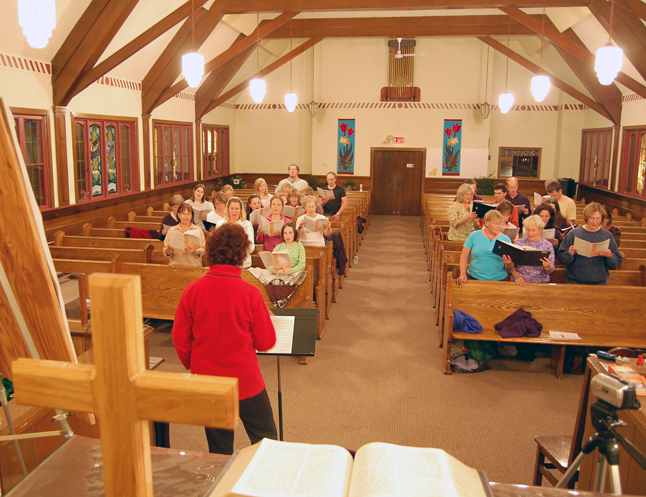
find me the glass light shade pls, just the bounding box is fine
[249,78,266,104]
[481,102,491,119]
[18,0,56,49]
[285,92,297,112]
[531,75,551,102]
[308,101,318,118]
[595,44,623,85]
[498,92,514,114]
[182,52,204,88]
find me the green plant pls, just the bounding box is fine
[230,175,246,189]
[307,174,321,189]
[474,172,496,195]
[343,179,357,191]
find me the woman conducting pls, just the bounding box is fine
[172,223,278,454]
[457,210,511,284]
[557,203,622,285]
[447,184,478,241]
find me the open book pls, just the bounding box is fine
[168,228,201,250]
[501,226,519,240]
[259,250,291,270]
[492,239,550,266]
[317,187,336,200]
[210,439,491,497]
[283,205,305,219]
[471,202,495,218]
[301,215,329,232]
[542,228,555,240]
[534,192,548,206]
[194,208,213,222]
[573,237,610,258]
[259,216,284,237]
[249,208,271,226]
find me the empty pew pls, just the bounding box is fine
[55,231,166,263]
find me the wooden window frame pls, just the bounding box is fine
[578,128,613,190]
[11,108,54,211]
[153,120,194,188]
[202,125,229,180]
[71,113,139,203]
[619,126,646,200]
[497,147,542,178]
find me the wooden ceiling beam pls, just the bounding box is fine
[500,6,646,99]
[588,0,646,83]
[221,0,591,14]
[70,0,211,100]
[195,34,255,119]
[204,38,322,116]
[263,15,539,38]
[154,11,299,111]
[616,0,646,23]
[52,0,140,107]
[142,0,229,115]
[477,35,616,122]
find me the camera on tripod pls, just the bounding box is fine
[590,373,641,410]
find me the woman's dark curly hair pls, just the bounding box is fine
[205,223,251,267]
[534,202,558,229]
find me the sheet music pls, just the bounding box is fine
[263,316,295,354]
[549,331,581,340]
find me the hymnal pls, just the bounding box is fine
[283,205,305,219]
[317,187,336,200]
[168,229,201,250]
[210,439,492,497]
[502,226,519,240]
[573,237,610,258]
[258,216,283,237]
[301,216,329,232]
[258,250,291,270]
[194,209,213,222]
[492,239,550,266]
[542,228,555,240]
[471,202,496,218]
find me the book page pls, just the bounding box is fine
[184,229,201,249]
[317,187,335,199]
[501,227,518,240]
[350,443,481,497]
[168,229,185,250]
[230,439,353,497]
[542,228,555,240]
[272,250,291,270]
[284,206,305,219]
[261,316,295,354]
[258,251,274,269]
[533,192,544,206]
[573,237,609,258]
[302,216,328,232]
[194,208,213,222]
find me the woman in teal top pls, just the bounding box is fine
[268,223,306,275]
[457,210,512,284]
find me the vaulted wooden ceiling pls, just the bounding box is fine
[13,0,646,123]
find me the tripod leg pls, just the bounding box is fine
[557,450,589,488]
[594,456,608,493]
[607,465,621,495]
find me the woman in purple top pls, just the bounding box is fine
[256,195,291,252]
[506,215,555,285]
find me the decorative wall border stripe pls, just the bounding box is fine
[96,76,142,91]
[0,52,50,75]
[174,91,195,101]
[623,93,644,103]
[235,102,586,111]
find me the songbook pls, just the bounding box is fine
[542,228,555,240]
[258,250,291,270]
[283,205,305,219]
[261,316,295,354]
[249,208,271,226]
[259,216,284,237]
[168,229,201,250]
[162,224,174,233]
[502,226,519,240]
[573,237,610,258]
[301,215,329,232]
[492,239,550,266]
[534,192,547,206]
[210,439,492,497]
[203,220,217,232]
[471,202,496,218]
[317,187,336,200]
[194,208,213,222]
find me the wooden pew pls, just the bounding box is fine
[55,231,167,264]
[49,245,155,264]
[441,276,646,378]
[108,216,159,231]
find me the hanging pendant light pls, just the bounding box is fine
[595,0,623,85]
[284,20,297,112]
[499,19,514,114]
[481,46,491,119]
[250,5,266,103]
[531,3,551,102]
[182,0,205,88]
[308,46,318,117]
[18,0,56,49]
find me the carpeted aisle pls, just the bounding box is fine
[149,214,584,485]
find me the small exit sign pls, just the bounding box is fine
[394,137,404,144]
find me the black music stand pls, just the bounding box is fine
[259,308,318,441]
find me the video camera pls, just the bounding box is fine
[590,373,641,410]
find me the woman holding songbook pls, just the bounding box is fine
[207,192,228,225]
[542,197,570,230]
[495,200,518,242]
[254,178,272,208]
[447,184,479,241]
[457,210,511,284]
[185,184,214,231]
[534,203,562,248]
[268,223,306,275]
[163,203,206,267]
[160,194,184,237]
[172,223,277,455]
[256,196,291,252]
[287,188,302,209]
[295,195,332,247]
[247,194,263,238]
[216,197,255,269]
[505,215,555,286]
[557,203,622,285]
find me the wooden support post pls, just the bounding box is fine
[83,223,92,236]
[142,114,152,190]
[54,230,65,246]
[610,124,621,192]
[195,118,202,181]
[54,106,70,206]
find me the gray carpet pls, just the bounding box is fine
[148,215,584,485]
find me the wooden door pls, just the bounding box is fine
[371,148,425,215]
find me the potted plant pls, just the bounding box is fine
[343,179,358,191]
[230,175,246,189]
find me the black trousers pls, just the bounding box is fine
[205,388,277,455]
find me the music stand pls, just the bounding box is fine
[259,308,318,441]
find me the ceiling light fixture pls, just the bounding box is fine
[249,4,266,103]
[285,20,297,112]
[499,19,514,114]
[181,0,205,88]
[531,2,551,102]
[595,0,623,85]
[18,0,56,49]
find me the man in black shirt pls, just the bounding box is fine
[319,171,347,222]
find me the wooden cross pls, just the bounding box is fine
[11,273,239,497]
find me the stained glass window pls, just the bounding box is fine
[90,124,103,197]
